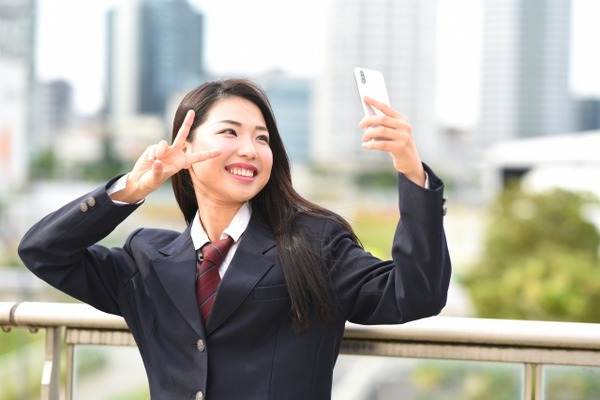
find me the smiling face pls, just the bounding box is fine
[185,96,273,208]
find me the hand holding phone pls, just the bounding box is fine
[353,67,391,117]
[354,68,425,184]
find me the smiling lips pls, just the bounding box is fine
[226,164,258,178]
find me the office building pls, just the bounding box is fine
[576,98,600,131]
[480,0,574,142]
[35,80,74,149]
[0,0,35,192]
[261,73,312,166]
[106,0,205,118]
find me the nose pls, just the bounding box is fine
[237,136,257,159]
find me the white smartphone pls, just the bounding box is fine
[353,67,391,117]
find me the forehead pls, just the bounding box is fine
[205,97,266,124]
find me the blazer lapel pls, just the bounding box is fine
[153,226,205,337]
[206,217,277,334]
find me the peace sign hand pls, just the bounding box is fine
[111,110,221,203]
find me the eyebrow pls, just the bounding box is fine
[212,119,269,132]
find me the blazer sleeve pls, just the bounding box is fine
[324,164,451,325]
[17,176,143,315]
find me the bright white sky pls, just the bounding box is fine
[36,0,600,127]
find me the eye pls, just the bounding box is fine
[257,134,270,144]
[219,128,237,136]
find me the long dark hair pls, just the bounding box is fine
[171,79,359,329]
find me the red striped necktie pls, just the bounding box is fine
[196,236,234,323]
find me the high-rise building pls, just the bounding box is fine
[260,73,312,166]
[312,0,438,167]
[0,0,35,192]
[479,0,574,143]
[576,97,600,132]
[35,80,74,148]
[106,0,205,118]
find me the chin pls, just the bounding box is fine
[226,190,259,204]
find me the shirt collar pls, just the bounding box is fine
[190,202,252,250]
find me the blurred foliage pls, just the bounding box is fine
[29,136,127,181]
[0,329,44,400]
[79,158,127,181]
[30,147,57,180]
[353,169,398,190]
[76,347,109,377]
[409,356,600,400]
[462,183,600,322]
[0,329,40,355]
[82,136,129,180]
[350,209,397,259]
[110,386,150,400]
[410,361,600,400]
[544,366,600,399]
[410,361,520,400]
[0,332,108,399]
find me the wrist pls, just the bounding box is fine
[108,174,147,204]
[405,170,427,187]
[397,162,426,188]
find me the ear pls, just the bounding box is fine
[182,142,196,173]
[181,139,193,155]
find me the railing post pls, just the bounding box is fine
[66,341,75,400]
[41,326,62,400]
[524,363,543,400]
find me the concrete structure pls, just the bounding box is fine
[482,130,600,200]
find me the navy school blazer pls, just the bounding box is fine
[18,166,451,400]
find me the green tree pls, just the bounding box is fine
[462,184,600,322]
[30,148,58,180]
[29,135,126,181]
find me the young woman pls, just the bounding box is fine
[19,79,451,400]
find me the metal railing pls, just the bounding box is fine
[2,301,600,400]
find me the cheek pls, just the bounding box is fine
[261,148,274,170]
[188,148,221,176]
[192,135,221,152]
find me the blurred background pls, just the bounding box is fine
[1,0,600,398]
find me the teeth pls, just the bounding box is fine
[228,168,254,177]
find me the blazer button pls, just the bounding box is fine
[79,203,89,212]
[196,339,205,352]
[195,391,204,400]
[86,197,96,207]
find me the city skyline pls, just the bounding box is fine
[35,0,600,127]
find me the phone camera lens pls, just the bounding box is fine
[360,71,366,84]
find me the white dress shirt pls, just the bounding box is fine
[190,203,251,277]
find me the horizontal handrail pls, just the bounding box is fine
[344,316,600,351]
[3,301,600,351]
[0,301,127,330]
[3,301,600,400]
